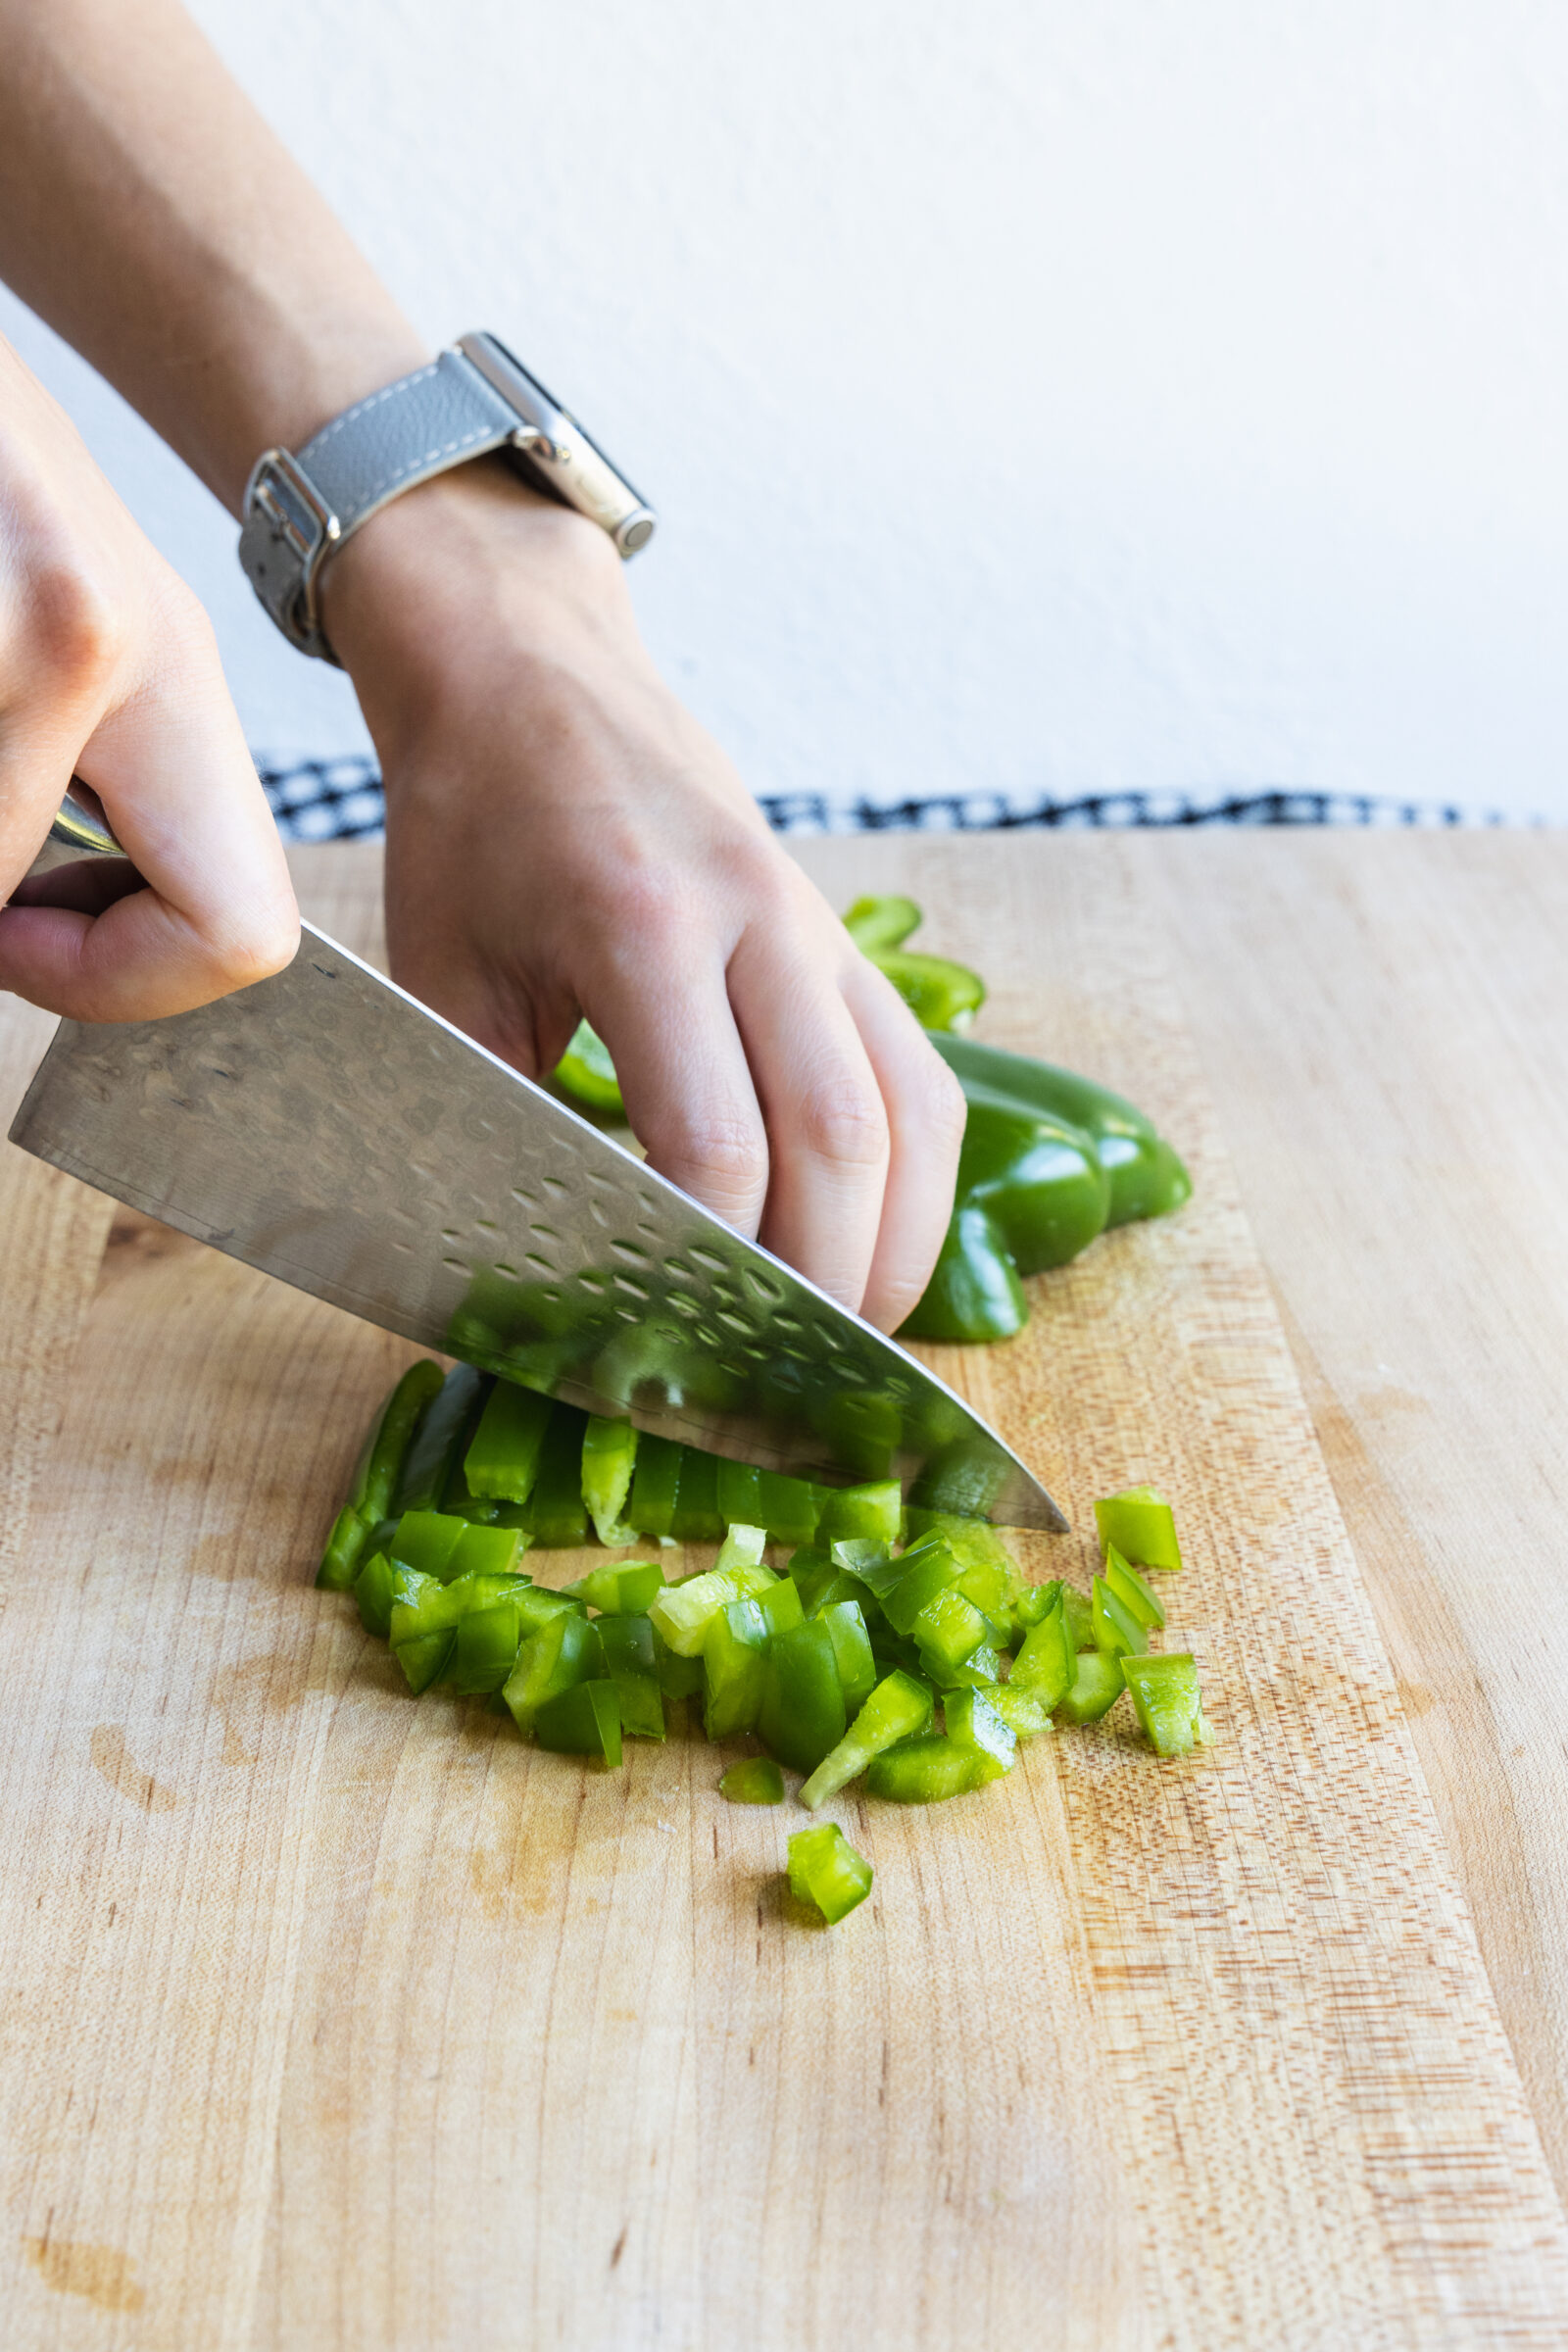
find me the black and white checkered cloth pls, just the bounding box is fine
[256,756,1529,844]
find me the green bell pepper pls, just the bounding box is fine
[866,1733,1009,1802]
[719,1756,784,1804]
[596,1612,666,1740]
[318,1358,446,1590]
[842,896,986,1032]
[787,1823,874,1924]
[535,1680,622,1767]
[1095,1485,1184,1574]
[1121,1652,1210,1756]
[759,1620,848,1773]
[582,1416,640,1545]
[799,1665,933,1808]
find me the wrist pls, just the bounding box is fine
[319,459,647,748]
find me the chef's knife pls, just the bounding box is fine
[9,801,1066,1531]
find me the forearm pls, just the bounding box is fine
[0,0,425,509]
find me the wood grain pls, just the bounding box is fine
[0,836,1563,2349]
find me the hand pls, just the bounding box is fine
[320,462,966,1330]
[0,336,298,1019]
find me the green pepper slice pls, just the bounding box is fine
[581,1416,640,1546]
[1055,1650,1124,1726]
[1121,1652,1210,1756]
[759,1620,848,1774]
[597,1613,666,1740]
[865,1733,1009,1802]
[1094,1485,1184,1574]
[627,1433,682,1540]
[318,1359,445,1590]
[720,1756,784,1804]
[534,1679,623,1767]
[799,1666,933,1809]
[787,1823,873,1924]
[465,1379,553,1504]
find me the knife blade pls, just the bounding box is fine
[9,807,1066,1531]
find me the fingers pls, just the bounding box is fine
[0,610,299,1024]
[724,923,892,1311]
[838,954,968,1330]
[586,937,771,1240]
[0,339,300,1021]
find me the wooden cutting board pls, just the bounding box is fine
[0,834,1564,2351]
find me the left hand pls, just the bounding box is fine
[318,461,966,1333]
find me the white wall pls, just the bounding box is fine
[5,0,1567,818]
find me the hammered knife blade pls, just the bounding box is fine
[8,802,1066,1530]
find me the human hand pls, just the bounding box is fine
[0,337,298,1019]
[320,463,966,1331]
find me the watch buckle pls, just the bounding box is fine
[245,448,341,569]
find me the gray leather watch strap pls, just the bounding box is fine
[239,335,655,662]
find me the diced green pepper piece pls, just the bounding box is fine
[1014,1578,1063,1633]
[534,1679,623,1767]
[575,1559,665,1615]
[394,1363,488,1515]
[388,1508,468,1580]
[719,1756,784,1804]
[907,1584,989,1676]
[465,1379,553,1503]
[944,1686,1017,1771]
[1103,1543,1166,1630]
[597,1613,666,1740]
[872,949,986,1033]
[1094,1485,1183,1574]
[990,1685,1054,1739]
[1121,1652,1210,1756]
[759,1619,848,1773]
[758,1578,805,1639]
[653,1625,706,1698]
[799,1666,933,1808]
[319,1502,375,1594]
[787,1546,836,1616]
[787,1823,873,1924]
[448,1522,525,1582]
[1092,1573,1149,1659]
[923,1642,1002,1689]
[649,1533,775,1656]
[627,1433,682,1539]
[504,1610,603,1734]
[451,1597,528,1694]
[865,1734,1008,1803]
[670,1446,725,1544]
[880,1537,963,1636]
[352,1549,399,1639]
[318,1359,446,1590]
[819,1599,877,1713]
[525,1403,591,1547]
[703,1598,771,1740]
[715,1459,762,1529]
[514,1586,582,1637]
[395,1630,456,1694]
[1061,1585,1095,1651]
[1055,1649,1124,1725]
[581,1415,640,1546]
[758,1470,821,1547]
[1010,1595,1074,1711]
[815,1480,903,1546]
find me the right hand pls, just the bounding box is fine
[0,333,298,1020]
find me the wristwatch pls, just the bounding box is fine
[238,332,656,662]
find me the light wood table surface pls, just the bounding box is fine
[0,830,1563,2351]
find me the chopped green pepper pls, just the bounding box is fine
[570,1559,665,1615]
[1121,1652,1209,1756]
[1092,1572,1150,1660]
[552,1019,625,1116]
[596,1612,666,1739]
[866,1733,1008,1802]
[394,1363,487,1515]
[649,1528,774,1655]
[1103,1543,1166,1630]
[703,1597,771,1740]
[670,1445,725,1544]
[1055,1649,1124,1726]
[535,1679,622,1766]
[787,1823,873,1924]
[582,1416,640,1546]
[815,1479,903,1547]
[842,897,986,1032]
[989,1685,1054,1739]
[759,1620,848,1773]
[504,1610,603,1734]
[352,1548,399,1639]
[465,1379,553,1504]
[819,1599,877,1713]
[944,1687,1017,1773]
[1095,1485,1184,1574]
[318,1359,445,1590]
[1009,1595,1075,1711]
[719,1756,784,1804]
[627,1432,682,1540]
[523,1403,591,1547]
[799,1666,933,1808]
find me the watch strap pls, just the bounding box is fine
[239,336,655,662]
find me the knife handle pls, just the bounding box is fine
[23,785,126,886]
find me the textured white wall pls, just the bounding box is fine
[5,0,1567,817]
